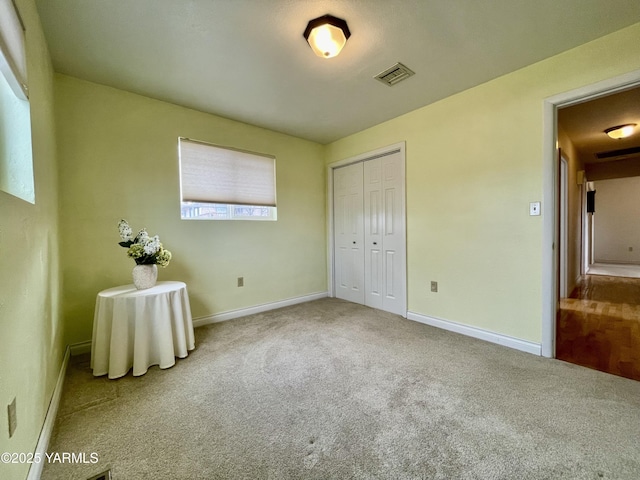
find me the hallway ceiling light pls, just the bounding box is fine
[604,124,637,139]
[303,14,350,59]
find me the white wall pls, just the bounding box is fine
[593,176,640,264]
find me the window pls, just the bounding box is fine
[0,0,27,99]
[0,0,33,203]
[178,137,277,220]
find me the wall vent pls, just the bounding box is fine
[595,146,640,160]
[374,62,415,86]
[87,470,112,480]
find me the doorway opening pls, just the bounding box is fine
[544,69,640,380]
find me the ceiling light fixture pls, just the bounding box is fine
[303,14,350,59]
[604,124,637,139]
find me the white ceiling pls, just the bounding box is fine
[35,0,640,144]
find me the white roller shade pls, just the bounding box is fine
[179,138,276,207]
[0,0,27,99]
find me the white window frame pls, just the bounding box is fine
[0,0,28,99]
[0,0,33,203]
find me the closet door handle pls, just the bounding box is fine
[353,241,356,244]
[373,242,377,245]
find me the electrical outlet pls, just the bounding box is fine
[237,277,244,287]
[8,397,16,438]
[430,281,438,293]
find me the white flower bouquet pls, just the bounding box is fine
[117,219,172,267]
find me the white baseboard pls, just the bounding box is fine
[27,346,70,480]
[406,311,542,356]
[193,291,328,327]
[69,340,92,356]
[593,260,640,265]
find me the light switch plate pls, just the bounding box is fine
[529,202,541,216]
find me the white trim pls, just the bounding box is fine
[583,186,591,274]
[542,99,557,358]
[327,164,335,297]
[407,311,542,356]
[541,69,640,359]
[327,142,405,169]
[69,340,91,356]
[560,156,568,298]
[27,347,70,480]
[192,291,328,327]
[326,142,408,315]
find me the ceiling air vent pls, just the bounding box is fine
[374,62,415,86]
[595,146,640,160]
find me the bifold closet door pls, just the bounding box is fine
[364,152,406,316]
[333,151,406,316]
[333,162,365,304]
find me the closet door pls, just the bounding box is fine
[364,152,406,316]
[333,162,365,304]
[363,158,384,310]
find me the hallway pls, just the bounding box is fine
[557,274,640,381]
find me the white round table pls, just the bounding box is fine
[91,281,195,379]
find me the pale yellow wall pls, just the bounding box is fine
[0,1,64,479]
[55,75,327,345]
[3,16,640,479]
[325,23,640,344]
[558,127,584,294]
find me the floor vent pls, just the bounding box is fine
[87,470,112,480]
[374,62,415,86]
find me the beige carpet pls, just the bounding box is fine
[42,298,640,479]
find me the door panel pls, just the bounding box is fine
[369,190,380,235]
[379,152,406,315]
[364,158,384,310]
[385,188,395,235]
[370,248,381,295]
[385,250,395,299]
[364,152,406,315]
[337,247,348,288]
[333,163,364,304]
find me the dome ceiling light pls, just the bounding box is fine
[303,14,350,59]
[604,124,637,139]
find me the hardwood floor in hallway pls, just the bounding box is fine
[557,274,640,381]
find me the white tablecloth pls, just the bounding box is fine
[91,281,195,379]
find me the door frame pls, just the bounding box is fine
[327,142,407,315]
[583,182,594,272]
[559,154,568,299]
[541,69,640,358]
